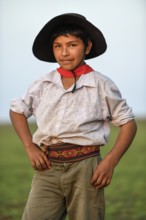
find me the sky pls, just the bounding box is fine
[0,0,146,123]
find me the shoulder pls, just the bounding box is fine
[94,71,114,84]
[93,71,117,89]
[35,69,57,83]
[27,69,58,93]
[93,70,122,97]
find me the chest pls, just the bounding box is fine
[35,83,103,122]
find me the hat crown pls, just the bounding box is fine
[57,13,86,20]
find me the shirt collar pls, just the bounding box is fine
[42,70,62,85]
[42,69,96,89]
[78,71,96,88]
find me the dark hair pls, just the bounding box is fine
[50,24,91,47]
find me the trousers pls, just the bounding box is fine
[22,156,105,220]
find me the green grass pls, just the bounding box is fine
[0,119,146,220]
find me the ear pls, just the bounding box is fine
[85,40,93,55]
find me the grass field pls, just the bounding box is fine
[0,119,146,220]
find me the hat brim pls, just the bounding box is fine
[32,13,107,62]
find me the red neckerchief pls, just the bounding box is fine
[57,64,94,78]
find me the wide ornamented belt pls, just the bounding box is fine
[41,143,100,163]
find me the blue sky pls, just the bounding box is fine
[0,0,146,123]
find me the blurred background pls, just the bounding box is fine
[0,0,146,220]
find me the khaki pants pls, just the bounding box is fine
[22,156,105,220]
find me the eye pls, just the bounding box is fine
[69,43,77,47]
[53,44,61,49]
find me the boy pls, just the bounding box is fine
[10,13,137,220]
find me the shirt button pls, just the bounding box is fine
[51,137,58,144]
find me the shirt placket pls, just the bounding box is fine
[52,92,68,138]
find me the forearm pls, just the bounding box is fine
[10,110,51,170]
[105,119,137,167]
[91,119,137,188]
[9,110,33,149]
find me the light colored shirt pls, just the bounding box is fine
[10,69,134,146]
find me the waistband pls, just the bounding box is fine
[41,144,100,163]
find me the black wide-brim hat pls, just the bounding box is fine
[32,13,107,62]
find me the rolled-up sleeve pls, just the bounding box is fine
[10,78,43,118]
[104,80,134,126]
[10,94,33,118]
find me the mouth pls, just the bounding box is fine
[60,59,73,62]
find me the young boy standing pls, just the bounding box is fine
[10,13,137,220]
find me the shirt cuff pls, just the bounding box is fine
[111,108,135,126]
[10,98,32,118]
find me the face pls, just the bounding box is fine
[52,34,92,71]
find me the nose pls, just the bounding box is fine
[62,46,69,57]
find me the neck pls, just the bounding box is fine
[57,64,94,78]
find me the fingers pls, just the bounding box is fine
[31,151,51,171]
[33,165,39,171]
[33,162,45,171]
[91,163,113,189]
[91,175,111,189]
[32,156,51,171]
[32,161,51,171]
[26,144,51,171]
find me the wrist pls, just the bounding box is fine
[105,152,119,168]
[23,140,34,150]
